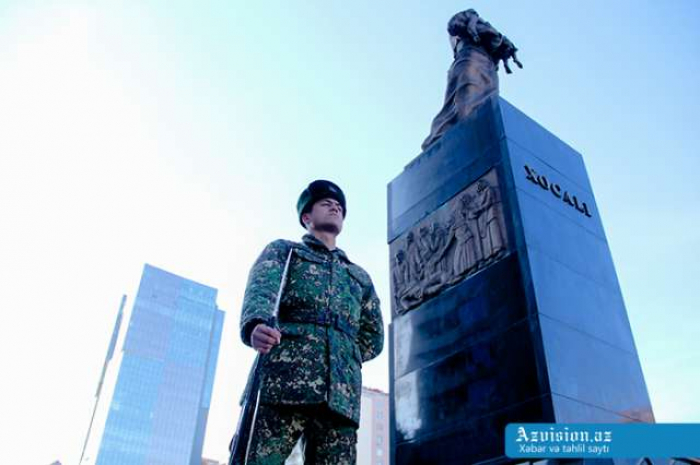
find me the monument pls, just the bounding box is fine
[388,9,654,465]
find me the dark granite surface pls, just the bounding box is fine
[388,97,654,465]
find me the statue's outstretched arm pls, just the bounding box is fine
[466,11,481,43]
[497,36,523,74]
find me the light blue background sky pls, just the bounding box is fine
[1,1,698,463]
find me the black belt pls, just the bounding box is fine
[282,312,358,339]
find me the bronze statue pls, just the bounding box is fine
[422,9,522,150]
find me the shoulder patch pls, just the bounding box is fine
[269,238,297,250]
[264,239,300,257]
[347,263,372,287]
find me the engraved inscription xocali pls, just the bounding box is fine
[524,165,592,218]
[390,170,509,315]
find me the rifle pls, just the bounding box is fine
[229,247,295,465]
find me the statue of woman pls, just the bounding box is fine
[422,9,522,151]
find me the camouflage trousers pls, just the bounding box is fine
[246,402,357,465]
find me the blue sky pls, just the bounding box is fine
[0,1,698,463]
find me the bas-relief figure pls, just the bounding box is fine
[390,170,508,314]
[474,179,506,260]
[441,193,480,281]
[422,9,522,150]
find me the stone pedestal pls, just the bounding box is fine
[387,97,654,465]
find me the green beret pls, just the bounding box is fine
[296,180,347,228]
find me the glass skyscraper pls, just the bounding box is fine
[82,264,224,465]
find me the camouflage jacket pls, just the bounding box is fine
[240,234,384,425]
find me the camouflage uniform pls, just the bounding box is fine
[246,403,357,465]
[240,233,384,464]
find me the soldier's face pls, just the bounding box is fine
[303,198,344,235]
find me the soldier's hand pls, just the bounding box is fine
[251,324,281,354]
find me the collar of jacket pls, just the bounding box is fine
[301,233,352,263]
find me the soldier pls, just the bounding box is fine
[239,179,384,465]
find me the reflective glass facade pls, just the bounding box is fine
[96,264,224,465]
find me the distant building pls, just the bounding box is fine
[277,387,389,465]
[357,387,389,465]
[285,439,304,465]
[201,458,223,465]
[80,264,224,465]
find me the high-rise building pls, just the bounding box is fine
[357,387,389,465]
[80,264,224,465]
